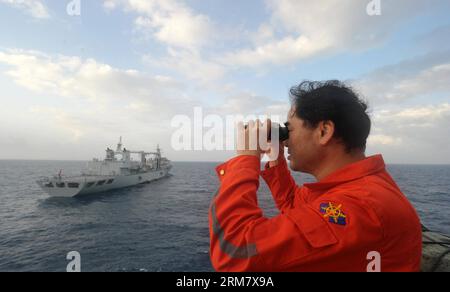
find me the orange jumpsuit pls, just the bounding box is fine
[209,155,422,272]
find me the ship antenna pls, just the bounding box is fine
[117,136,123,151]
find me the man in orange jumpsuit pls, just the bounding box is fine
[209,80,422,272]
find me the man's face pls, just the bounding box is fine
[286,107,320,173]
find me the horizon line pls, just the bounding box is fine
[1,158,450,166]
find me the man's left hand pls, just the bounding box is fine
[236,119,271,158]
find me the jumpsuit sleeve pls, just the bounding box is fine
[209,156,383,272]
[260,156,301,212]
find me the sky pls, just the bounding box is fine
[0,0,449,164]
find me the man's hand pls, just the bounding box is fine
[236,119,271,158]
[267,141,286,168]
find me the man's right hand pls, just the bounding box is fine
[267,141,286,168]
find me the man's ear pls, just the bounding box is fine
[318,120,335,145]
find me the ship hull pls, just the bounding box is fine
[37,168,171,198]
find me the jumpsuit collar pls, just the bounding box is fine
[303,154,386,192]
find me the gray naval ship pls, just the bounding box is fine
[37,138,172,197]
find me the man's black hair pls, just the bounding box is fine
[290,80,371,153]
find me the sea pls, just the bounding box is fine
[0,160,449,272]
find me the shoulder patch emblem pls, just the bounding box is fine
[320,202,347,226]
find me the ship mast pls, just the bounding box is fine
[116,136,123,152]
[156,144,161,169]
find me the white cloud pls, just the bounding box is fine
[0,102,175,160]
[0,49,183,107]
[103,0,213,50]
[373,104,450,128]
[99,0,449,83]
[1,46,449,163]
[353,51,450,103]
[29,106,85,142]
[0,48,283,161]
[224,0,438,68]
[209,92,288,119]
[0,48,199,160]
[0,0,49,19]
[103,0,223,85]
[1,0,449,163]
[223,35,331,68]
[367,103,450,163]
[368,134,402,146]
[143,48,226,84]
[108,0,440,82]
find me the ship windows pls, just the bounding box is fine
[68,182,79,188]
[97,180,106,186]
[106,179,114,184]
[86,182,95,188]
[56,182,65,188]
[44,183,54,188]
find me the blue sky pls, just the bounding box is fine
[0,0,450,163]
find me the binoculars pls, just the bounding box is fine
[276,123,290,142]
[244,122,289,142]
